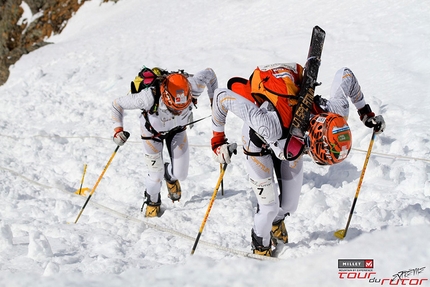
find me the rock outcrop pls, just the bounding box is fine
[0,0,117,86]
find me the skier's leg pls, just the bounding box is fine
[275,156,303,219]
[271,156,303,243]
[243,125,278,254]
[164,130,189,201]
[141,138,164,216]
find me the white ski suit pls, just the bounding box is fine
[212,66,370,248]
[112,68,218,202]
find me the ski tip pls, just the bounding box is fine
[314,25,326,33]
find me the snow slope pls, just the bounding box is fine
[0,0,429,286]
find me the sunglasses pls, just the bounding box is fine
[138,67,158,88]
[284,135,306,160]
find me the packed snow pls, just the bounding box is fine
[1,0,429,286]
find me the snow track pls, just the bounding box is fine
[0,163,280,262]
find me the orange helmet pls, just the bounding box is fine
[160,73,192,115]
[307,112,352,165]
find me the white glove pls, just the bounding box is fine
[213,143,237,164]
[113,129,130,146]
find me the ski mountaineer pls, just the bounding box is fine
[210,63,385,257]
[111,66,218,217]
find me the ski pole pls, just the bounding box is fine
[74,132,129,224]
[76,164,87,195]
[334,130,376,239]
[191,163,228,255]
[151,115,211,139]
[220,164,224,196]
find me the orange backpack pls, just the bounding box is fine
[227,63,304,137]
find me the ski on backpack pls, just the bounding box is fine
[289,25,326,139]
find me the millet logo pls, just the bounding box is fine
[338,259,374,269]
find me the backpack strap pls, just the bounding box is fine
[148,80,161,115]
[243,128,272,157]
[141,108,187,142]
[141,110,160,137]
[243,147,272,157]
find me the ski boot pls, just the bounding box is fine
[251,229,277,257]
[272,218,288,244]
[141,191,161,218]
[164,163,181,202]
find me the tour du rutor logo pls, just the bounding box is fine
[338,259,428,285]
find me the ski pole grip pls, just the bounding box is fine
[228,143,238,156]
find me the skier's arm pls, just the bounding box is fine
[111,89,154,131]
[188,68,218,105]
[325,67,367,118]
[316,67,385,133]
[211,88,283,143]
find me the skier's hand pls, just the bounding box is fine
[364,115,385,134]
[211,131,227,151]
[213,143,237,164]
[113,127,130,146]
[313,95,328,113]
[211,132,237,164]
[358,104,385,134]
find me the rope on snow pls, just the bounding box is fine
[2,133,430,163]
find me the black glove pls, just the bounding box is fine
[358,104,385,134]
[314,95,328,112]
